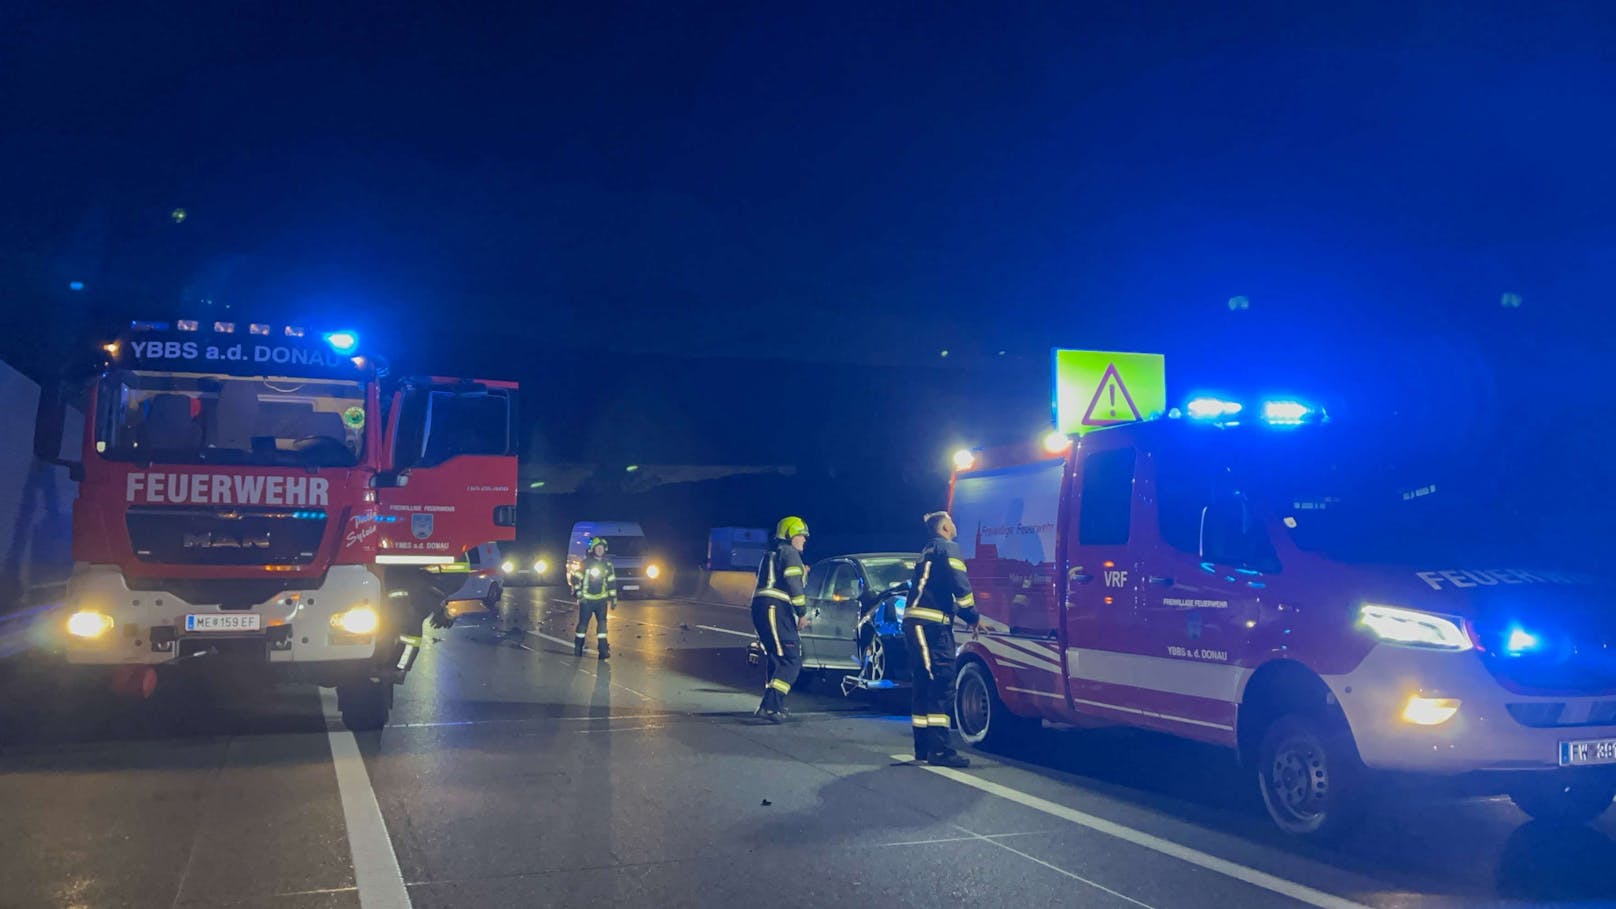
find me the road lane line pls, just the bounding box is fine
[696,624,755,638]
[891,755,1371,909]
[323,689,412,909]
[953,823,1158,909]
[879,830,1057,847]
[522,629,657,701]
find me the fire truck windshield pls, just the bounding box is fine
[96,371,366,467]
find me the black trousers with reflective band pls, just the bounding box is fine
[575,597,608,646]
[905,619,958,759]
[751,598,801,712]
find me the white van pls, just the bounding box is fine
[565,521,667,598]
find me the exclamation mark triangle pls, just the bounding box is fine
[1081,363,1144,427]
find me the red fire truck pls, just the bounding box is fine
[949,399,1616,838]
[33,319,517,729]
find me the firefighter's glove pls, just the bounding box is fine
[429,608,456,630]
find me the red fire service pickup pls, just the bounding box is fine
[949,393,1616,838]
[33,319,517,729]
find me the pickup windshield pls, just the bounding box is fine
[97,371,367,468]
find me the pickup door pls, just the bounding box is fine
[375,378,518,563]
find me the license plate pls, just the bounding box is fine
[622,585,641,592]
[185,614,262,633]
[1560,738,1616,766]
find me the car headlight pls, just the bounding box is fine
[1359,604,1471,651]
[500,559,516,574]
[645,563,661,580]
[534,559,548,574]
[67,611,114,638]
[332,606,380,635]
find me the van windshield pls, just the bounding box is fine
[1215,427,1564,566]
[602,536,645,557]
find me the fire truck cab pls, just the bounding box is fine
[34,320,518,730]
[950,399,1616,837]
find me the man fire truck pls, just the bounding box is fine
[33,319,518,729]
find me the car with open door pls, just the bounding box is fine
[795,553,918,692]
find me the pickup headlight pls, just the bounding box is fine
[1359,604,1471,651]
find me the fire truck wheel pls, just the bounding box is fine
[955,661,1035,751]
[1256,713,1364,839]
[1508,775,1616,825]
[337,679,394,731]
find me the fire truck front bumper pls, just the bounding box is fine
[61,564,389,670]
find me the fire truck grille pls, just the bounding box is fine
[127,506,326,567]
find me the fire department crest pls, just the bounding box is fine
[411,513,434,540]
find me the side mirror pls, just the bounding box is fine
[374,471,409,489]
[33,385,66,462]
[33,382,84,482]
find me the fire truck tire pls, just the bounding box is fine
[1508,775,1616,825]
[337,679,394,731]
[955,661,1036,751]
[1256,713,1364,839]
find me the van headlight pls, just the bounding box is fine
[646,564,661,580]
[500,560,516,574]
[534,559,548,575]
[332,606,380,635]
[1359,604,1471,651]
[67,611,114,638]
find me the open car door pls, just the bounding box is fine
[375,377,518,563]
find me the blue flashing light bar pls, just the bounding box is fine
[1261,400,1313,425]
[1186,397,1243,420]
[323,330,360,355]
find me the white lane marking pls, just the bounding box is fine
[390,713,683,729]
[950,824,1158,909]
[322,689,412,909]
[573,723,665,734]
[892,755,1371,909]
[879,830,1056,847]
[523,629,657,701]
[696,624,755,638]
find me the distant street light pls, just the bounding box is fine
[170,208,188,224]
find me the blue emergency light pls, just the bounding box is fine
[1173,396,1325,427]
[1186,397,1243,420]
[1504,625,1544,655]
[323,330,360,355]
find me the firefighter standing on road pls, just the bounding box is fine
[573,537,617,660]
[905,511,980,767]
[751,516,810,723]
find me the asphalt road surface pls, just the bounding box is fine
[3,587,1615,908]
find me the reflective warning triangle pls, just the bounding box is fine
[1081,363,1143,426]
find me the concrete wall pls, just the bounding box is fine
[0,359,80,616]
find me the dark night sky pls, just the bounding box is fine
[6,2,1615,371]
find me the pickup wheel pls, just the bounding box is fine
[337,679,394,732]
[1509,776,1616,825]
[955,661,1035,751]
[1256,713,1364,839]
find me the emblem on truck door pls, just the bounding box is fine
[412,513,434,540]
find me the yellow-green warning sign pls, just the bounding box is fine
[1052,349,1166,436]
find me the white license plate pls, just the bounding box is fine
[1561,738,1616,766]
[622,585,641,592]
[185,614,262,633]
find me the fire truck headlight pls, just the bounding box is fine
[67,611,114,639]
[1359,604,1472,651]
[333,606,380,635]
[1402,696,1461,726]
[645,564,661,580]
[500,560,516,574]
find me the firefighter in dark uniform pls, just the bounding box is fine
[572,537,617,659]
[751,516,810,723]
[905,511,980,767]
